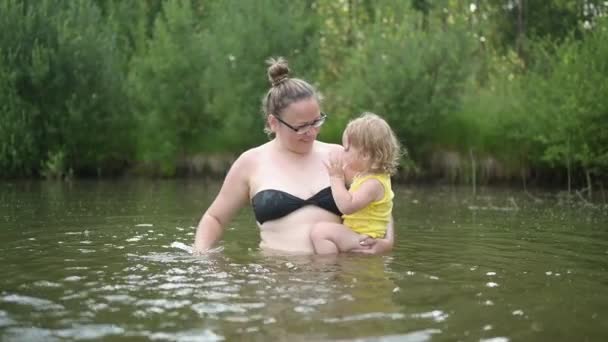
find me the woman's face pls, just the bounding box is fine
[269,98,323,153]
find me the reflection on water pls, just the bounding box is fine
[0,180,607,341]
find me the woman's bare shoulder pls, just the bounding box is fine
[233,141,271,166]
[315,140,343,154]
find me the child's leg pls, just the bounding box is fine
[310,222,366,254]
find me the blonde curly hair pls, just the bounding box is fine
[344,112,402,175]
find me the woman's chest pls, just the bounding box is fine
[249,158,329,198]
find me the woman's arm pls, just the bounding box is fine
[193,151,253,254]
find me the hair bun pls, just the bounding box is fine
[266,57,290,87]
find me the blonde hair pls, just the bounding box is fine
[344,112,402,175]
[261,57,322,135]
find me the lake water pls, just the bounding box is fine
[1,180,607,341]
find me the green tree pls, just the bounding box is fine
[332,14,476,161]
[128,0,211,175]
[0,0,130,177]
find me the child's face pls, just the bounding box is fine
[342,133,367,175]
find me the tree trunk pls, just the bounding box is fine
[521,166,527,192]
[567,157,572,195]
[567,138,572,195]
[346,0,354,47]
[470,148,477,196]
[422,11,428,31]
[516,0,526,62]
[585,168,592,200]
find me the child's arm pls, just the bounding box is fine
[326,154,384,215]
[329,177,383,214]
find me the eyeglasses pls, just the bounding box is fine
[273,112,327,135]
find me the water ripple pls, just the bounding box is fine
[1,294,64,311]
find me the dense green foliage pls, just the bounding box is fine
[1,0,607,191]
[0,0,131,177]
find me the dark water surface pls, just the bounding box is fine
[1,180,607,341]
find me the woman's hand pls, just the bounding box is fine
[351,216,395,255]
[192,245,224,256]
[351,236,393,254]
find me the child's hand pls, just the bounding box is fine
[325,151,345,179]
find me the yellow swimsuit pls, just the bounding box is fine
[342,174,393,238]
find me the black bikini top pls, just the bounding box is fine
[251,187,342,224]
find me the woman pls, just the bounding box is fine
[193,57,393,255]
